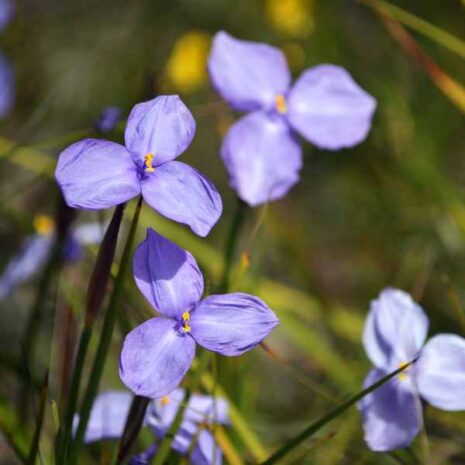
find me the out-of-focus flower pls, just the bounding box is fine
[165,32,211,94]
[359,288,465,451]
[55,95,222,237]
[208,31,376,206]
[0,52,14,119]
[78,388,229,465]
[119,229,279,398]
[265,0,314,38]
[0,0,15,31]
[94,106,123,133]
[0,216,105,298]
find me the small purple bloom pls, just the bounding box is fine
[55,95,222,237]
[119,228,279,399]
[208,31,377,206]
[0,52,14,119]
[0,0,15,31]
[359,288,465,451]
[95,106,123,133]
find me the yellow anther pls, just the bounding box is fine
[182,311,191,333]
[144,153,155,173]
[160,395,171,406]
[275,94,288,114]
[398,362,410,381]
[33,215,54,236]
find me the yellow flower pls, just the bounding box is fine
[164,31,211,94]
[33,214,54,236]
[265,0,314,38]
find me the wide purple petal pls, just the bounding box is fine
[417,334,465,410]
[141,161,222,237]
[132,229,204,318]
[0,53,14,118]
[208,31,291,112]
[125,96,196,166]
[55,139,141,210]
[363,288,428,369]
[190,293,279,356]
[119,317,196,399]
[81,391,133,443]
[221,112,302,207]
[358,368,422,452]
[147,388,185,434]
[287,65,376,150]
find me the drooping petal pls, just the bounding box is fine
[132,229,204,318]
[80,391,134,443]
[55,139,141,210]
[417,334,465,410]
[125,96,196,166]
[221,112,302,207]
[0,234,53,299]
[0,53,14,119]
[119,317,196,399]
[358,368,422,452]
[0,0,14,31]
[208,31,291,112]
[190,293,279,356]
[363,288,428,369]
[287,65,376,150]
[141,161,222,237]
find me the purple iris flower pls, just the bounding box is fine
[119,228,279,399]
[359,288,465,451]
[0,52,14,119]
[0,0,14,31]
[0,221,105,298]
[55,95,222,237]
[78,388,228,465]
[95,106,123,133]
[208,31,377,206]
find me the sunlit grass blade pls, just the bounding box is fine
[214,427,245,465]
[58,204,126,464]
[259,361,414,465]
[70,197,143,464]
[360,0,465,60]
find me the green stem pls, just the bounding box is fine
[220,199,248,293]
[152,351,210,465]
[260,361,415,465]
[58,204,126,464]
[70,197,143,464]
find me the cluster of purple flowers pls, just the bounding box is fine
[50,27,465,461]
[0,0,15,119]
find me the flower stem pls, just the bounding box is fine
[57,204,126,464]
[260,361,415,465]
[70,197,143,464]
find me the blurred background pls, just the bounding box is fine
[1,0,465,464]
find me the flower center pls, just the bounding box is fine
[398,361,410,381]
[144,153,155,173]
[182,311,191,333]
[33,214,54,236]
[275,94,287,114]
[160,395,171,406]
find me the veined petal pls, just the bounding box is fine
[0,53,14,118]
[133,229,204,318]
[125,96,196,166]
[208,31,291,112]
[80,391,134,443]
[363,288,428,369]
[221,112,302,207]
[358,369,422,452]
[190,293,279,356]
[287,65,376,150]
[141,161,222,237]
[417,334,465,410]
[55,139,141,210]
[119,317,196,399]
